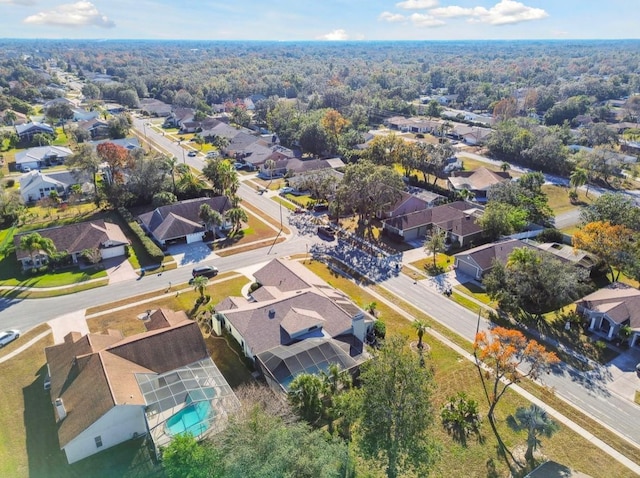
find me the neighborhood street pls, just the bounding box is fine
[1,118,640,457]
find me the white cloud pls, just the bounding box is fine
[379,11,406,23]
[318,29,349,41]
[24,1,115,28]
[396,0,439,9]
[430,0,548,25]
[410,13,446,27]
[0,0,37,4]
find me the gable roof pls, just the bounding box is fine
[15,121,54,136]
[448,167,510,192]
[14,220,129,260]
[19,169,92,191]
[576,283,640,330]
[15,145,73,165]
[454,238,531,272]
[383,201,484,236]
[138,197,231,241]
[45,312,208,447]
[89,137,141,151]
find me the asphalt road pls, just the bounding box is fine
[2,119,640,451]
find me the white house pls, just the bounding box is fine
[214,259,372,392]
[15,145,72,172]
[19,169,93,203]
[45,309,239,464]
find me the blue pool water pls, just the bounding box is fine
[165,400,212,437]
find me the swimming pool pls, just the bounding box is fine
[165,400,212,437]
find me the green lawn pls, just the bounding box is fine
[303,259,639,478]
[410,252,454,276]
[0,253,106,288]
[543,184,593,216]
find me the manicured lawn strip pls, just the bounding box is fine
[0,323,50,360]
[85,271,240,315]
[304,260,638,477]
[241,200,291,235]
[454,282,495,305]
[0,278,109,299]
[272,195,297,211]
[449,291,485,315]
[401,264,427,281]
[410,253,454,275]
[215,236,286,257]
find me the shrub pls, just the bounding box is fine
[373,319,386,340]
[249,282,262,293]
[537,228,564,244]
[117,207,164,263]
[441,392,481,444]
[5,179,15,188]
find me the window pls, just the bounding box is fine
[94,436,103,448]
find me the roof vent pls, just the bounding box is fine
[55,398,67,421]
[268,308,276,318]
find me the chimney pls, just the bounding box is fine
[55,398,67,421]
[352,313,366,343]
[268,308,276,319]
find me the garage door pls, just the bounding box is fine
[455,258,479,279]
[186,232,203,244]
[101,245,126,259]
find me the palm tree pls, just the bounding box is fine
[226,207,248,232]
[264,158,277,185]
[164,156,179,194]
[19,232,56,268]
[321,363,352,396]
[192,275,209,301]
[288,373,325,423]
[569,167,588,195]
[3,110,16,126]
[413,320,428,350]
[425,229,446,268]
[511,405,559,467]
[456,188,474,202]
[500,161,510,173]
[199,204,223,235]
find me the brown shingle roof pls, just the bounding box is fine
[448,167,510,192]
[138,197,231,242]
[14,220,129,260]
[45,313,209,449]
[383,201,484,236]
[253,258,312,292]
[454,239,531,272]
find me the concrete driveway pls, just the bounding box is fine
[48,310,88,344]
[606,347,640,401]
[104,257,138,283]
[168,242,218,266]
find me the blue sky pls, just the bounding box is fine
[0,0,637,41]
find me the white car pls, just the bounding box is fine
[0,330,20,348]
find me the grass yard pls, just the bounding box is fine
[542,184,593,215]
[272,196,297,211]
[410,252,454,276]
[454,281,495,306]
[303,259,639,478]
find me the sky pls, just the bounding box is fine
[0,0,637,41]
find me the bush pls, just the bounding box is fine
[117,207,164,263]
[537,228,564,244]
[373,319,386,340]
[249,282,262,293]
[5,179,15,188]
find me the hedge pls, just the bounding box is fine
[117,207,165,263]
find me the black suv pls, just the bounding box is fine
[192,265,219,278]
[317,226,336,241]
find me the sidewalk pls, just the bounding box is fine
[361,281,640,475]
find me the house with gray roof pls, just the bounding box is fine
[453,238,531,280]
[88,137,141,151]
[15,121,55,142]
[382,201,485,245]
[15,145,72,171]
[14,220,129,270]
[137,197,232,247]
[214,258,372,392]
[19,169,93,203]
[45,309,239,464]
[576,283,640,346]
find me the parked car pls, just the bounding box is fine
[280,187,294,194]
[192,265,219,278]
[206,151,220,159]
[294,207,305,214]
[317,226,336,241]
[0,330,20,348]
[313,203,329,212]
[187,151,197,157]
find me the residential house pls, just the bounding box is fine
[214,258,372,392]
[243,94,267,111]
[15,121,55,142]
[0,109,28,125]
[139,98,172,117]
[163,108,195,129]
[378,188,446,220]
[70,107,99,122]
[45,309,239,464]
[576,283,640,346]
[89,137,141,152]
[76,118,110,140]
[258,156,343,180]
[382,201,485,245]
[454,238,532,280]
[450,125,493,145]
[14,220,129,270]
[104,103,125,114]
[137,197,232,247]
[19,169,93,203]
[448,167,511,203]
[15,145,73,171]
[43,97,78,110]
